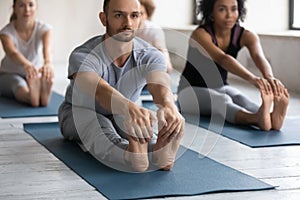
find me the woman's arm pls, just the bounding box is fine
[0,34,37,78]
[39,30,54,80]
[191,28,259,86]
[240,30,274,79]
[0,34,32,67]
[241,29,286,95]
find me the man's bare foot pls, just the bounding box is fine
[125,136,149,172]
[271,88,289,130]
[152,132,182,171]
[27,77,41,107]
[40,78,53,107]
[256,88,273,131]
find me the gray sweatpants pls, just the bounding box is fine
[0,73,27,98]
[177,85,259,124]
[58,101,157,171]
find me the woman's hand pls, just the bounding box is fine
[24,64,38,79]
[39,63,54,81]
[265,77,286,96]
[250,76,274,93]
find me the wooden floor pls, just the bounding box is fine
[0,69,300,200]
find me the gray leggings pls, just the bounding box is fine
[177,85,259,124]
[58,101,157,171]
[0,73,27,98]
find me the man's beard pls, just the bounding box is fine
[106,22,135,42]
[112,30,135,42]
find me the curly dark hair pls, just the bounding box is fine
[197,0,247,25]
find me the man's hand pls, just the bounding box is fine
[156,102,185,142]
[124,102,157,144]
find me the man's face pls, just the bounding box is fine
[104,0,141,42]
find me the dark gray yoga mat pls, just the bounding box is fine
[24,122,274,200]
[0,91,64,118]
[142,100,300,148]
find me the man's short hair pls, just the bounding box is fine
[103,0,141,13]
[103,0,111,13]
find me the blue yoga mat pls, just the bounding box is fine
[24,122,274,200]
[0,91,64,118]
[142,100,300,148]
[185,114,300,148]
[141,85,177,96]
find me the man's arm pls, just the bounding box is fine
[147,71,185,140]
[73,71,156,143]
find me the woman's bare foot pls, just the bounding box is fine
[27,77,41,107]
[255,88,273,131]
[125,136,149,172]
[152,132,182,171]
[40,78,53,107]
[271,88,289,130]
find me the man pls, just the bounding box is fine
[58,0,184,173]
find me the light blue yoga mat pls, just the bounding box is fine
[142,100,300,148]
[0,91,64,118]
[24,122,274,200]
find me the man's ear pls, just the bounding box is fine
[99,12,107,27]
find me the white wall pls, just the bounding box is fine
[152,0,193,27]
[243,0,289,32]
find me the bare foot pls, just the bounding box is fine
[40,78,53,107]
[27,77,41,107]
[271,88,289,130]
[152,132,182,171]
[256,89,273,131]
[125,136,149,172]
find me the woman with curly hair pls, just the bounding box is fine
[178,0,289,130]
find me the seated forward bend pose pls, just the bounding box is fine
[177,0,289,131]
[0,0,54,107]
[58,0,184,172]
[136,0,173,73]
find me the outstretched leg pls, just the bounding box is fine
[235,85,273,131]
[271,86,289,130]
[125,136,149,172]
[15,77,40,107]
[152,131,183,171]
[40,77,53,107]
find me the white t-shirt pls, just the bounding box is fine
[0,20,52,77]
[136,20,167,50]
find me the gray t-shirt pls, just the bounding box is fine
[65,35,167,115]
[0,20,52,77]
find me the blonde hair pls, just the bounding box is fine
[139,0,156,19]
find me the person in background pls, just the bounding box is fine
[58,0,184,173]
[136,0,173,73]
[0,0,54,107]
[178,0,289,131]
